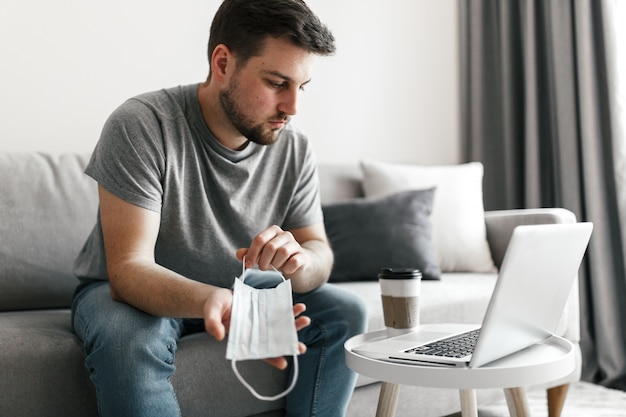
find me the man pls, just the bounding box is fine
[71,0,367,416]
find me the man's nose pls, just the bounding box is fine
[278,88,299,116]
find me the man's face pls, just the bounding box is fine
[219,37,315,146]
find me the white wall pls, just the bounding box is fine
[0,0,460,165]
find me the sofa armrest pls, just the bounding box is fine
[484,208,577,268]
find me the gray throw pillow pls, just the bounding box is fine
[323,188,441,282]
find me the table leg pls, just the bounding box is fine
[459,389,478,417]
[504,387,530,417]
[376,382,401,417]
[547,383,569,417]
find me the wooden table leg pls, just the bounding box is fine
[547,383,569,417]
[504,387,530,417]
[376,382,401,417]
[459,389,478,417]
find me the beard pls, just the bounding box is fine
[219,78,289,146]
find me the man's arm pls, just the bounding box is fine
[236,223,334,293]
[97,185,233,340]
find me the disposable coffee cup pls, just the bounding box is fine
[378,268,422,337]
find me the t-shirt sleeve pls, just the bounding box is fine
[85,98,165,213]
[282,140,324,230]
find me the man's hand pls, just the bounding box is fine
[202,286,234,342]
[203,287,311,370]
[236,225,307,275]
[236,223,333,293]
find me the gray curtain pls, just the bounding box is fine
[461,0,626,390]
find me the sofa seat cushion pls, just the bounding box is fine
[173,333,287,417]
[0,310,98,417]
[0,310,288,417]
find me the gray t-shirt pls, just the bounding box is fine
[73,84,323,289]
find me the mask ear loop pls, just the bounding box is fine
[231,355,299,401]
[232,256,298,401]
[240,256,287,284]
[240,256,247,282]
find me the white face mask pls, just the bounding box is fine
[226,261,300,401]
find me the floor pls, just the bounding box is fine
[472,381,626,417]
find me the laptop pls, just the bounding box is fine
[353,222,593,368]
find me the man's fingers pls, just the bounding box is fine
[257,233,295,269]
[202,288,232,342]
[236,248,248,263]
[265,356,289,370]
[293,303,306,316]
[293,303,310,331]
[241,225,306,273]
[263,342,307,370]
[245,226,281,267]
[204,316,226,341]
[295,316,310,331]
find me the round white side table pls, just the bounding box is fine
[345,325,576,417]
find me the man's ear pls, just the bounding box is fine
[210,44,233,82]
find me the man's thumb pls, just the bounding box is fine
[204,313,226,341]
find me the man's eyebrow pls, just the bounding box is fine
[263,70,312,86]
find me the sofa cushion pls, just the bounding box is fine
[173,333,287,417]
[0,310,98,416]
[0,310,287,417]
[0,153,97,311]
[317,163,364,203]
[323,189,441,282]
[360,160,496,273]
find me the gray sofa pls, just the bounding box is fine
[0,152,581,417]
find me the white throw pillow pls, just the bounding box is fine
[360,160,496,273]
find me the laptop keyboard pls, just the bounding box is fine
[403,329,481,358]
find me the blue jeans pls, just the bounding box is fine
[72,281,367,417]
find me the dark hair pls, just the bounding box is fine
[207,0,335,70]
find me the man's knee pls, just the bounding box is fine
[333,287,368,336]
[74,282,182,373]
[295,285,368,341]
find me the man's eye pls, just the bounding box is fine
[267,80,306,92]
